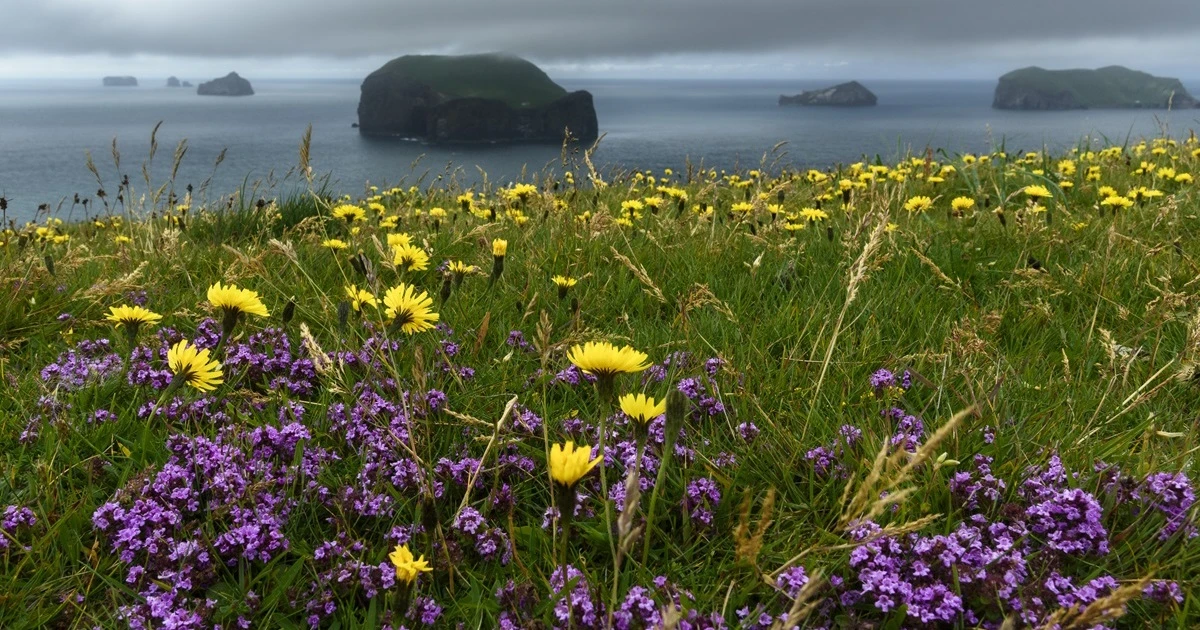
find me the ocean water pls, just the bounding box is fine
[2,77,1198,223]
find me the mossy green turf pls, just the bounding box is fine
[999,65,1194,107]
[368,54,569,109]
[1,143,1199,626]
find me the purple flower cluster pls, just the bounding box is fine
[685,477,721,528]
[222,326,319,395]
[0,506,37,551]
[1134,472,1197,540]
[40,338,122,389]
[550,564,605,629]
[950,454,1008,511]
[92,423,311,627]
[804,424,862,479]
[452,506,512,564]
[505,329,534,353]
[868,368,911,395]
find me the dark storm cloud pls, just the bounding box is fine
[5,0,1200,61]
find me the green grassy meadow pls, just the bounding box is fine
[1,136,1198,628]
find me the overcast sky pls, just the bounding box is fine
[2,0,1199,80]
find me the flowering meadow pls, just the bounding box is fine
[2,136,1199,629]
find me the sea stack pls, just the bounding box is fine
[197,72,254,96]
[993,66,1200,110]
[102,76,138,87]
[779,81,877,107]
[166,76,182,88]
[356,53,598,144]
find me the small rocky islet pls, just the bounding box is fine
[779,81,877,107]
[196,72,254,97]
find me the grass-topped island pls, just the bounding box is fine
[356,53,599,144]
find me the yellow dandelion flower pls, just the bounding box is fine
[393,244,430,272]
[567,341,650,377]
[492,239,508,257]
[548,441,602,488]
[951,197,976,212]
[106,305,162,327]
[799,207,828,222]
[332,204,366,222]
[1101,195,1134,209]
[903,195,933,213]
[388,544,432,585]
[322,238,349,250]
[383,284,439,334]
[387,232,412,249]
[167,340,223,392]
[344,284,378,311]
[1023,185,1052,199]
[448,260,478,276]
[552,275,578,288]
[207,282,270,319]
[619,393,666,424]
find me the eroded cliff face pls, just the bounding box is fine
[357,74,597,144]
[992,80,1085,110]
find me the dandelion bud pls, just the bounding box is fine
[777,190,786,204]
[44,254,55,277]
[337,300,350,333]
[663,389,688,454]
[282,298,296,324]
[439,273,452,304]
[842,188,851,205]
[491,256,505,284]
[350,252,367,277]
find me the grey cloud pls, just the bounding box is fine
[4,0,1200,62]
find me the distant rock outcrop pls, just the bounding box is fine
[102,76,138,87]
[182,81,193,88]
[993,66,1199,110]
[166,76,182,88]
[779,81,876,107]
[197,72,254,97]
[357,53,598,144]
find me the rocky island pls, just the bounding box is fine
[779,81,877,107]
[197,72,254,97]
[356,53,598,144]
[166,76,182,88]
[102,76,137,87]
[994,66,1199,110]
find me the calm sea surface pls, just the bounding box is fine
[2,77,1198,223]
